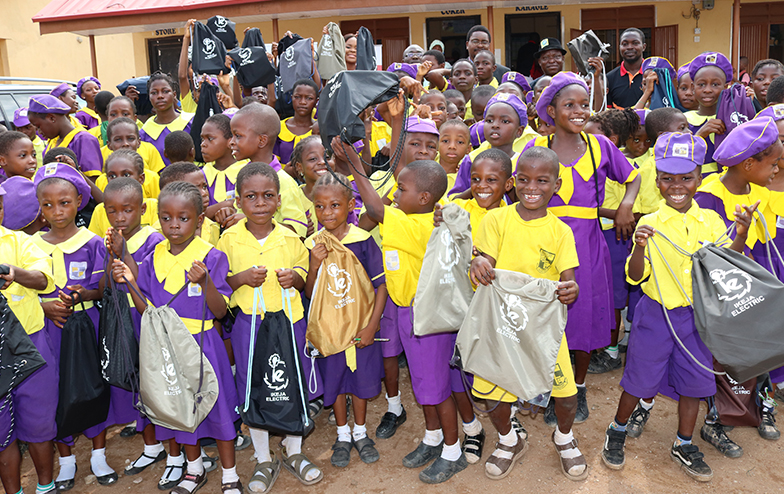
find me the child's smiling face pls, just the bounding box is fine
[0,137,37,179]
[295,141,327,185]
[656,168,701,213]
[515,157,560,214]
[693,66,726,110]
[549,85,590,134]
[470,157,513,210]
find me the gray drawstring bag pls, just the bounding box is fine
[138,282,219,433]
[279,37,314,94]
[317,23,346,82]
[413,204,474,335]
[454,269,566,403]
[355,27,376,71]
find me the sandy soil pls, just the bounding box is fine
[12,365,784,494]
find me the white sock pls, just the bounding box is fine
[222,466,239,483]
[605,346,620,359]
[56,455,76,482]
[441,440,462,461]
[499,428,518,447]
[283,435,319,481]
[166,453,185,466]
[462,417,483,436]
[249,427,271,463]
[337,424,351,443]
[553,428,585,476]
[777,382,784,390]
[131,443,164,469]
[553,428,574,446]
[36,481,55,494]
[386,392,403,416]
[352,423,367,441]
[576,383,586,388]
[423,428,444,446]
[90,448,115,477]
[176,457,204,491]
[640,398,654,411]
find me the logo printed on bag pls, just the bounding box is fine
[69,261,87,280]
[326,263,356,309]
[496,293,529,342]
[239,48,255,66]
[100,336,110,380]
[285,46,296,68]
[203,38,217,60]
[536,249,556,273]
[327,80,342,99]
[264,353,291,401]
[213,15,229,32]
[710,268,751,301]
[160,347,182,395]
[437,229,460,284]
[730,111,749,125]
[663,96,670,107]
[322,35,333,55]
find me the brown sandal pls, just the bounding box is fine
[552,432,588,481]
[170,470,208,494]
[484,438,529,480]
[221,480,243,493]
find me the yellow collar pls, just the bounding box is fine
[78,107,99,120]
[699,176,773,248]
[153,235,213,293]
[47,126,86,151]
[305,224,370,249]
[31,228,96,287]
[535,132,599,204]
[231,218,290,252]
[142,114,190,140]
[202,160,248,201]
[656,200,706,223]
[127,226,159,254]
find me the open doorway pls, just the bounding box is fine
[148,36,183,79]
[426,15,482,65]
[505,12,560,76]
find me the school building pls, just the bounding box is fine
[3,0,784,92]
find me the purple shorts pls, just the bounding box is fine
[379,297,404,358]
[620,295,716,399]
[602,228,631,310]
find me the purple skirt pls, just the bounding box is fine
[602,228,630,310]
[317,342,383,407]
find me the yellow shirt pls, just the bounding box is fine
[180,92,197,114]
[216,219,308,322]
[32,135,45,170]
[275,169,309,238]
[0,226,55,334]
[370,121,392,157]
[89,198,159,237]
[95,170,160,200]
[632,149,662,215]
[297,184,316,229]
[627,200,729,309]
[379,206,434,307]
[101,142,166,174]
[450,197,507,238]
[684,111,718,174]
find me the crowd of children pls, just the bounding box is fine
[0,18,783,494]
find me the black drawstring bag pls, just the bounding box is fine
[189,82,223,163]
[318,71,399,153]
[650,67,685,111]
[567,30,610,76]
[207,15,237,50]
[243,28,265,49]
[0,290,45,398]
[355,27,376,71]
[229,46,277,89]
[192,21,228,76]
[98,249,139,392]
[56,293,110,439]
[240,288,313,436]
[117,76,152,116]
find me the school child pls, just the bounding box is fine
[74,77,102,130]
[215,163,322,492]
[164,130,196,164]
[419,91,448,129]
[140,72,194,166]
[89,150,158,237]
[693,118,784,456]
[749,59,784,111]
[27,95,103,181]
[30,162,117,490]
[1,176,47,235]
[526,72,640,422]
[474,50,499,87]
[0,131,38,180]
[495,82,524,102]
[201,114,245,221]
[104,97,166,173]
[292,135,326,235]
[96,118,161,199]
[437,119,471,193]
[676,63,698,111]
[470,146,584,480]
[157,162,221,246]
[467,85,495,128]
[112,181,241,494]
[450,59,478,121]
[444,89,467,121]
[601,132,754,482]
[500,71,531,100]
[273,79,318,165]
[11,108,45,169]
[302,172,387,467]
[86,91,114,147]
[228,104,308,237]
[0,182,57,494]
[49,83,83,130]
[767,77,784,106]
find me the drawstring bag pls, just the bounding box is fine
[138,282,218,433]
[713,361,762,427]
[355,27,376,71]
[189,82,222,163]
[240,287,313,436]
[567,30,609,112]
[56,293,110,439]
[306,230,375,356]
[116,76,152,116]
[191,21,229,76]
[0,291,45,397]
[317,23,347,81]
[715,84,756,147]
[243,28,265,49]
[454,269,566,403]
[98,248,139,392]
[207,15,238,50]
[649,67,685,111]
[279,37,314,94]
[413,204,474,335]
[228,46,277,89]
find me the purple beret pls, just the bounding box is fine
[484,92,527,128]
[12,108,30,127]
[689,52,733,84]
[406,116,439,136]
[76,77,101,99]
[28,95,71,115]
[50,82,72,98]
[1,177,40,230]
[469,121,486,148]
[713,117,780,167]
[526,91,534,104]
[642,57,676,80]
[501,71,532,94]
[0,184,5,196]
[654,132,707,174]
[223,107,239,119]
[33,162,92,210]
[635,108,650,127]
[755,104,784,122]
[387,62,417,80]
[677,63,691,82]
[535,72,589,126]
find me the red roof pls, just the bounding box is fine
[33,0,259,23]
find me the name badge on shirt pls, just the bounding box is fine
[226,190,236,200]
[188,283,203,297]
[70,262,87,280]
[385,250,400,271]
[11,294,24,302]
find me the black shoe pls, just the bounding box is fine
[462,430,485,464]
[700,423,743,458]
[331,438,353,468]
[92,468,118,486]
[376,407,406,439]
[626,404,651,439]
[601,427,627,470]
[402,441,443,468]
[759,410,780,440]
[419,453,467,484]
[56,467,76,492]
[354,436,380,464]
[125,449,167,475]
[120,425,138,438]
[671,443,713,482]
[587,351,623,374]
[574,386,589,423]
[543,399,557,428]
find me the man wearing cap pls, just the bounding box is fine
[466,26,509,81]
[12,108,45,168]
[534,38,567,78]
[606,28,647,109]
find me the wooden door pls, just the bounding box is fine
[740,23,768,69]
[382,39,408,68]
[653,24,678,66]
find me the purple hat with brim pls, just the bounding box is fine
[501,71,532,94]
[33,161,92,210]
[1,176,39,230]
[29,95,71,115]
[677,63,691,82]
[642,57,676,80]
[635,108,650,127]
[50,82,72,98]
[484,92,527,128]
[755,104,784,122]
[535,72,589,126]
[469,121,486,148]
[689,52,733,84]
[406,116,439,136]
[387,62,417,80]
[13,108,30,127]
[76,77,101,99]
[713,117,779,167]
[655,132,707,174]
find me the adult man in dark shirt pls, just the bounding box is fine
[466,25,509,81]
[606,28,646,109]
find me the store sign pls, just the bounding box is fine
[515,5,549,11]
[441,10,466,15]
[155,28,178,36]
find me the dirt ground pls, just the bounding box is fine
[12,363,784,494]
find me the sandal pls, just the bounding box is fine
[552,432,588,481]
[158,461,186,490]
[202,451,218,473]
[170,470,208,494]
[485,439,529,480]
[281,449,323,486]
[331,438,353,468]
[126,449,167,475]
[353,436,380,464]
[221,480,244,493]
[308,397,324,420]
[247,453,281,494]
[463,430,485,464]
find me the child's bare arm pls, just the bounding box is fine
[304,243,328,298]
[189,260,227,319]
[111,259,147,313]
[557,268,579,305]
[616,174,641,241]
[179,20,196,99]
[628,225,655,282]
[338,135,385,224]
[356,283,388,348]
[470,253,496,286]
[730,202,759,253]
[0,265,47,291]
